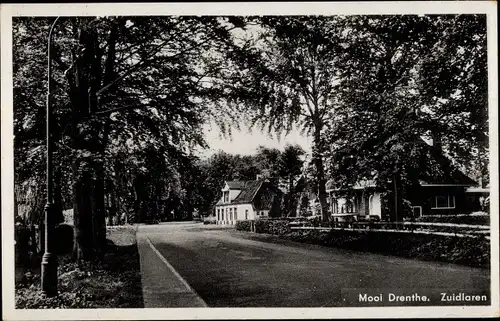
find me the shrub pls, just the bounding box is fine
[235,220,252,231]
[267,220,290,235]
[284,228,489,269]
[15,224,39,268]
[417,214,489,226]
[254,219,290,235]
[16,229,143,309]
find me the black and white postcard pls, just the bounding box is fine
[1,1,498,320]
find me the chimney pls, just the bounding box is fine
[478,177,483,188]
[256,174,263,181]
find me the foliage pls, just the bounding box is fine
[15,227,142,308]
[235,220,252,231]
[416,213,489,226]
[232,16,352,221]
[13,16,253,258]
[196,144,305,217]
[323,15,488,220]
[252,227,489,268]
[254,219,290,235]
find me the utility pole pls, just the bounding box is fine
[41,16,60,296]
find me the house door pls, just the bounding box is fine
[369,193,381,218]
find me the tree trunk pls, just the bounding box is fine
[72,156,95,261]
[53,162,64,225]
[312,126,329,222]
[92,158,107,257]
[287,175,297,217]
[392,171,402,223]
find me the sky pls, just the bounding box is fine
[197,122,312,158]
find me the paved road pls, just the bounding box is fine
[141,223,490,307]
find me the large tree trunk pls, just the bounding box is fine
[72,156,95,261]
[67,23,111,261]
[92,158,107,257]
[312,125,329,222]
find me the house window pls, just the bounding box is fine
[229,208,233,220]
[245,209,249,220]
[217,209,220,221]
[234,207,237,220]
[224,191,229,203]
[432,195,456,209]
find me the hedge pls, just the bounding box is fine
[235,218,490,269]
[416,214,489,226]
[282,229,489,268]
[235,220,252,231]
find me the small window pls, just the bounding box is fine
[433,195,456,209]
[245,209,249,220]
[234,207,237,220]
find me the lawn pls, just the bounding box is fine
[15,225,143,309]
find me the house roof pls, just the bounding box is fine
[231,180,263,204]
[326,138,477,191]
[417,140,477,186]
[217,179,283,210]
[252,181,283,210]
[226,181,248,190]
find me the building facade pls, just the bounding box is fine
[214,179,282,225]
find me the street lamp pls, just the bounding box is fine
[41,16,61,296]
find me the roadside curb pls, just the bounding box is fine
[137,232,208,308]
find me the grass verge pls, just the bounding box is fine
[15,226,143,309]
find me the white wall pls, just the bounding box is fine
[215,204,256,225]
[369,192,382,218]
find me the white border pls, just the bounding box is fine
[1,2,498,320]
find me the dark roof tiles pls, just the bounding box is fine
[219,180,283,210]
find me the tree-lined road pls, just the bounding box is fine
[140,223,489,307]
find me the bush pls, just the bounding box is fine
[417,214,489,226]
[15,224,39,268]
[240,218,489,268]
[254,219,290,235]
[16,229,143,309]
[283,228,489,268]
[234,221,253,232]
[235,220,252,231]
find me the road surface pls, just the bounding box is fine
[140,223,490,307]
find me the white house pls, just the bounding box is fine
[214,179,283,225]
[326,179,382,222]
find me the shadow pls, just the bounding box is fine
[15,236,143,309]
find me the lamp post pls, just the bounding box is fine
[41,16,61,296]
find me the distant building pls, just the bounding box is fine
[326,138,483,222]
[214,179,283,225]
